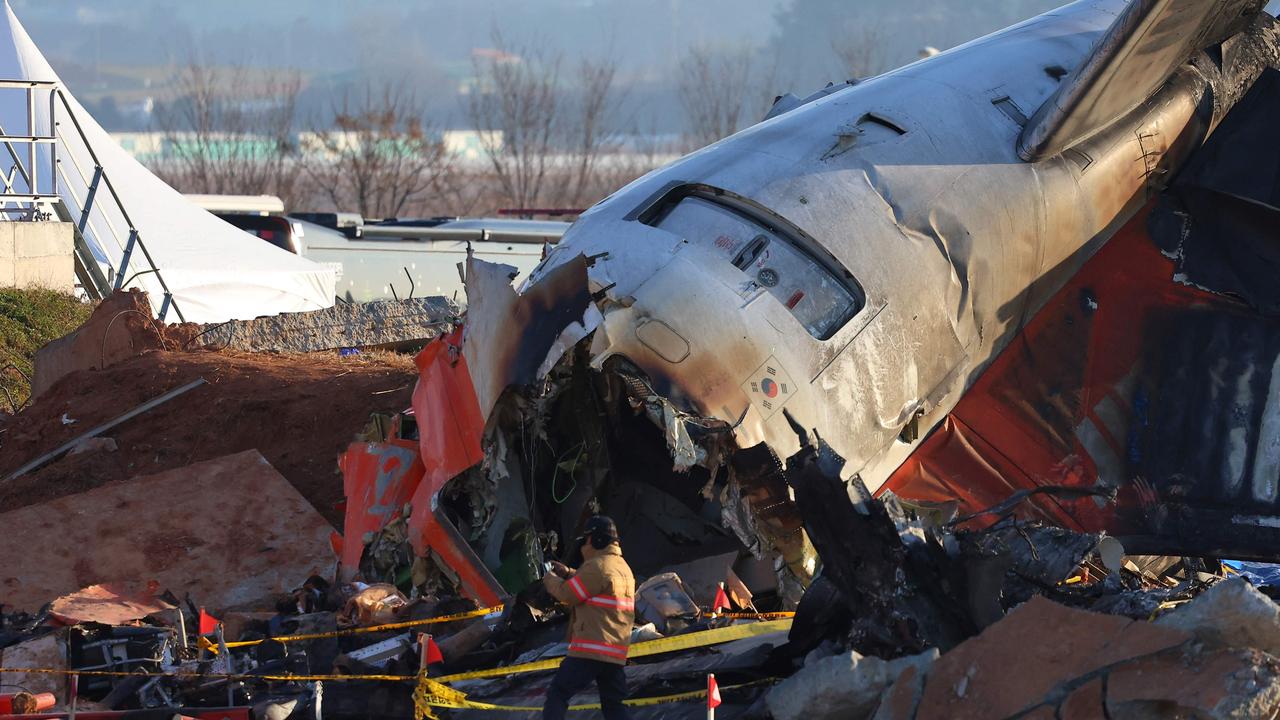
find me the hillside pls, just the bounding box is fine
[0,287,94,414]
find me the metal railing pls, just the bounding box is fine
[0,80,184,321]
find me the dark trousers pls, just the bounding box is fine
[542,656,631,720]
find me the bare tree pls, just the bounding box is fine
[558,57,625,208]
[677,47,776,150]
[465,31,634,213]
[300,84,451,219]
[466,32,562,211]
[153,62,302,205]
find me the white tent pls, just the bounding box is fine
[0,2,334,323]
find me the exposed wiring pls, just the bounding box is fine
[550,442,584,504]
[181,319,235,351]
[101,309,170,368]
[0,363,31,412]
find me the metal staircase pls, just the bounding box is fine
[0,79,184,321]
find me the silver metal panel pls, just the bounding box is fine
[1019,0,1267,160]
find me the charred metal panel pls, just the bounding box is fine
[1152,67,1280,313]
[462,254,590,422]
[1129,309,1280,552]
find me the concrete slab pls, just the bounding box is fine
[0,450,335,613]
[14,223,70,258]
[0,633,64,700]
[0,222,72,292]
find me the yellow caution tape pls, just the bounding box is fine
[0,667,415,683]
[414,674,777,718]
[221,605,504,649]
[0,617,793,695]
[219,608,789,650]
[720,611,795,620]
[434,617,792,683]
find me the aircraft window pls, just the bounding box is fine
[654,195,860,339]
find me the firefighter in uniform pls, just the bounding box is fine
[541,515,635,720]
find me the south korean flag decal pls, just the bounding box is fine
[740,355,797,420]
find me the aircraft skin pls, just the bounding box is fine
[511,0,1280,496]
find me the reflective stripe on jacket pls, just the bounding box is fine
[544,544,636,664]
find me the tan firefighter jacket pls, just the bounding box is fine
[544,544,636,664]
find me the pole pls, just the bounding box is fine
[706,673,716,720]
[66,674,77,720]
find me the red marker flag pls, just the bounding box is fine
[197,608,220,636]
[421,633,444,666]
[708,673,722,710]
[712,583,731,614]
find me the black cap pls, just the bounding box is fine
[583,515,619,548]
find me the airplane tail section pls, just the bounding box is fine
[1018,0,1269,162]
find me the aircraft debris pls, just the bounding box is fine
[5,0,1280,718]
[47,584,175,627]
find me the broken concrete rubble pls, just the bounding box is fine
[1154,578,1280,655]
[0,633,64,705]
[193,296,459,354]
[765,648,937,720]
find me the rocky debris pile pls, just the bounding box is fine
[770,580,1280,720]
[758,422,1280,720]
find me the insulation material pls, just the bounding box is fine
[0,5,335,322]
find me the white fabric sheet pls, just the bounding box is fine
[0,2,334,322]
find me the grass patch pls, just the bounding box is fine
[0,287,95,413]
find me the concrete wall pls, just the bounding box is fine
[0,222,74,292]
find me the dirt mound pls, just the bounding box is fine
[29,290,202,400]
[0,349,417,527]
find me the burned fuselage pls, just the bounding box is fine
[513,1,1277,493]
[449,0,1280,601]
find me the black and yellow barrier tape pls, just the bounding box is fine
[0,615,794,716]
[210,608,790,651]
[720,611,795,620]
[413,674,778,717]
[0,667,414,683]
[433,617,793,683]
[218,605,504,649]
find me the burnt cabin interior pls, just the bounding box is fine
[435,345,787,610]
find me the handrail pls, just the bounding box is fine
[56,130,129,255]
[0,81,185,321]
[53,88,184,322]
